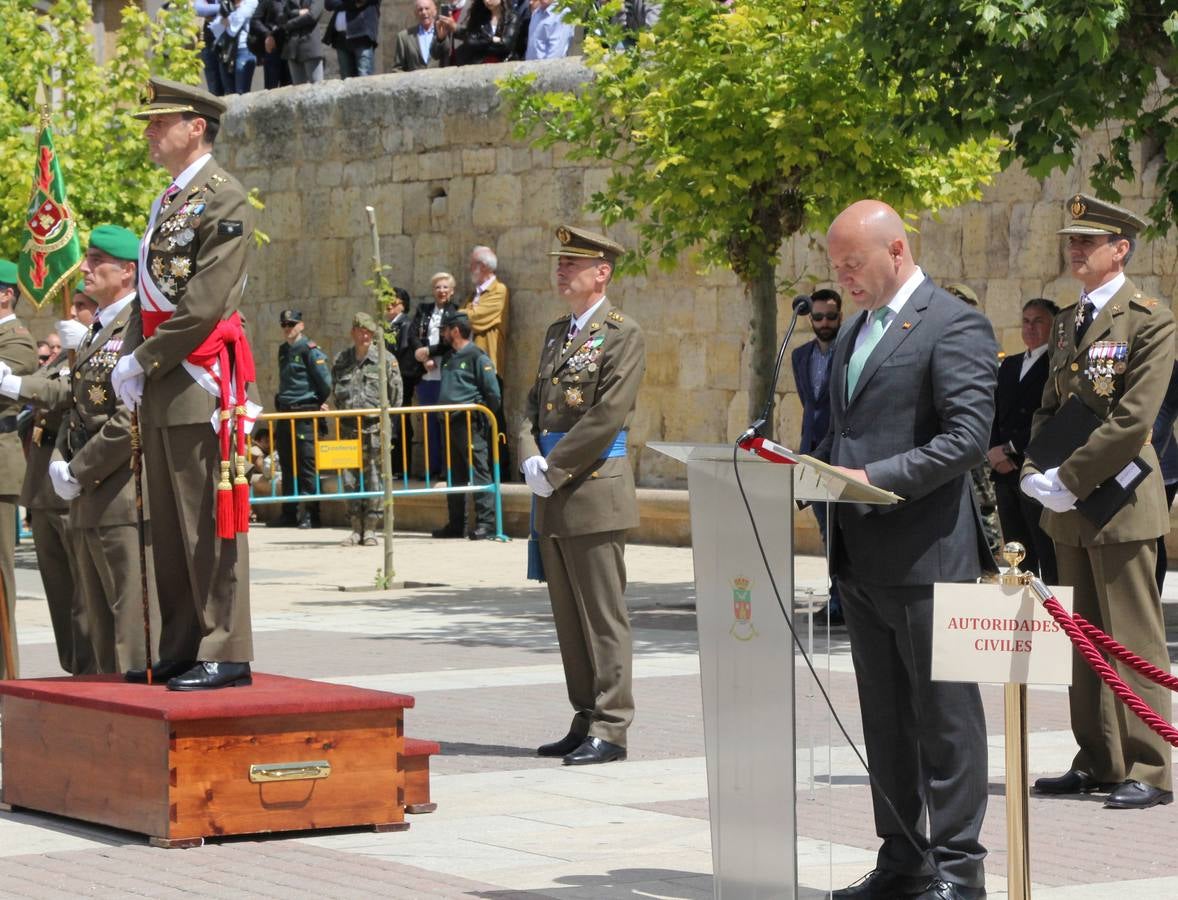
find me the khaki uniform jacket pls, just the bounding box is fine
[132,158,255,427]
[1023,278,1176,546]
[462,278,509,376]
[20,354,70,511]
[0,318,40,495]
[520,300,645,538]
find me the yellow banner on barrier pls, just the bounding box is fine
[316,439,362,470]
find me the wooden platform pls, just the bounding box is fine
[0,673,437,847]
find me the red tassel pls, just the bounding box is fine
[234,480,251,533]
[217,485,236,539]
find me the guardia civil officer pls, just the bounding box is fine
[0,260,39,678]
[1022,195,1175,809]
[520,226,645,766]
[112,78,259,691]
[273,309,331,528]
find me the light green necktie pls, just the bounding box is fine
[846,307,890,397]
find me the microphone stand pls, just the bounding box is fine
[738,295,811,463]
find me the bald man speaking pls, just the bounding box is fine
[814,201,998,900]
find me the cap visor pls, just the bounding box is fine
[1057,225,1115,236]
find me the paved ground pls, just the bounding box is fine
[1,523,1177,898]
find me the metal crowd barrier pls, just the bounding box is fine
[251,403,506,540]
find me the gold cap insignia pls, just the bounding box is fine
[146,82,156,103]
[556,226,571,244]
[1070,196,1086,217]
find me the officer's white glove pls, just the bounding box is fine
[48,460,82,501]
[111,355,145,408]
[522,454,554,498]
[0,362,18,401]
[1020,467,1076,513]
[57,319,89,351]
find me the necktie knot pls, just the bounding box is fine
[162,183,180,207]
[1075,294,1095,342]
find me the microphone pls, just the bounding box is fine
[740,294,812,442]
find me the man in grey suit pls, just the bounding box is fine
[816,201,997,900]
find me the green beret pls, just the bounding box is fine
[0,260,16,285]
[75,278,87,294]
[352,311,378,332]
[89,224,140,261]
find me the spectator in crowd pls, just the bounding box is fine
[1152,362,1178,592]
[332,312,403,546]
[525,0,572,59]
[210,0,260,95]
[35,341,51,367]
[411,273,460,476]
[434,310,500,539]
[273,309,332,529]
[194,2,229,96]
[615,0,659,47]
[461,245,510,474]
[70,285,98,329]
[271,0,326,84]
[790,287,843,625]
[45,332,62,359]
[439,0,521,64]
[250,0,293,88]
[392,0,453,71]
[987,297,1059,582]
[384,287,420,476]
[324,0,383,78]
[945,282,1004,560]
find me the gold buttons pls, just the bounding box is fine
[1070,363,1079,371]
[551,377,558,385]
[545,402,553,411]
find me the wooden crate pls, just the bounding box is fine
[0,674,415,847]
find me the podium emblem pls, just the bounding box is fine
[729,576,758,641]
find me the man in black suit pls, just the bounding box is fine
[391,0,452,71]
[986,297,1059,581]
[818,200,997,900]
[791,287,844,624]
[324,0,382,77]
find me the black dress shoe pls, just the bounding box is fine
[912,880,986,900]
[124,659,195,683]
[468,526,493,541]
[297,515,313,530]
[431,525,464,538]
[832,869,930,899]
[537,731,586,757]
[562,737,627,766]
[1103,779,1174,809]
[167,661,252,691]
[1032,768,1118,795]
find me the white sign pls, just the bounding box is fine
[932,582,1074,686]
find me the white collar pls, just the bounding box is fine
[172,153,212,192]
[1083,272,1125,312]
[96,291,136,327]
[0,314,15,326]
[476,275,496,295]
[571,296,607,333]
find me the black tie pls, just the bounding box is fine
[1075,297,1095,344]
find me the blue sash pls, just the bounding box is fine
[538,430,628,458]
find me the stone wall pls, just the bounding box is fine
[27,59,1177,489]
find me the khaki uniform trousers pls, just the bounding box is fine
[30,508,94,674]
[73,523,159,674]
[1055,540,1172,790]
[145,422,253,663]
[0,495,17,678]
[539,529,633,746]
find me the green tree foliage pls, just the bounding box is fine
[500,0,1002,420]
[859,0,1178,233]
[0,0,201,258]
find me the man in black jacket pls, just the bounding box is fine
[987,297,1059,581]
[384,287,419,476]
[324,0,383,77]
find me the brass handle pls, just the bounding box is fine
[249,760,332,783]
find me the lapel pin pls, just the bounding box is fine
[901,321,913,330]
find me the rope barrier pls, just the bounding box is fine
[1029,579,1178,748]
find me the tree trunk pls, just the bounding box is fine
[745,255,779,436]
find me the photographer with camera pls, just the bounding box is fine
[204,0,260,94]
[392,0,453,71]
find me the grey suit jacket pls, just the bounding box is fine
[814,277,998,585]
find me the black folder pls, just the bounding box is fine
[1024,395,1151,529]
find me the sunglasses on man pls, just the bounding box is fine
[810,312,839,321]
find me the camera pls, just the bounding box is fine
[439,3,455,16]
[218,0,233,15]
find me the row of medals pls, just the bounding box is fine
[563,336,603,408]
[1083,340,1128,397]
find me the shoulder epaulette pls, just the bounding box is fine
[1130,291,1161,311]
[607,310,625,323]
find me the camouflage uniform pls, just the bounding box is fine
[331,342,402,536]
[970,462,1003,557]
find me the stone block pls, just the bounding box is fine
[417,151,458,182]
[1009,201,1064,279]
[462,148,498,175]
[472,175,523,229]
[915,207,962,280]
[984,279,1027,331]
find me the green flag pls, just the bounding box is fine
[18,120,83,310]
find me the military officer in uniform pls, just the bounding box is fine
[112,78,258,691]
[331,311,402,545]
[520,226,646,766]
[436,309,500,540]
[10,283,93,674]
[1022,194,1175,809]
[274,308,332,529]
[1,226,157,673]
[0,260,40,678]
